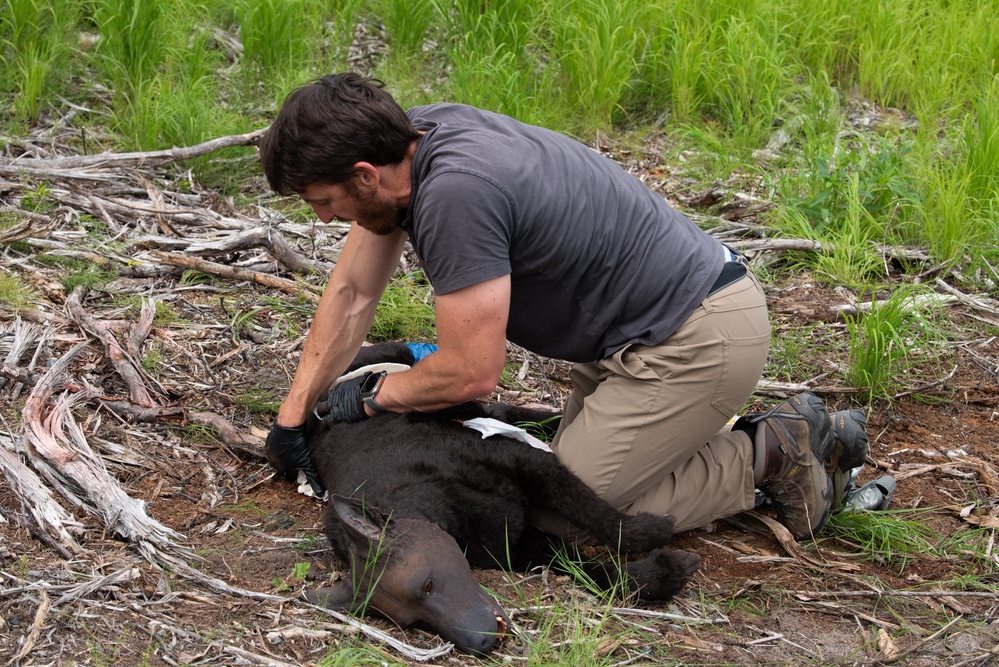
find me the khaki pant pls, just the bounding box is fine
[533,270,770,537]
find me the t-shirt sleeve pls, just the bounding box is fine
[410,171,515,295]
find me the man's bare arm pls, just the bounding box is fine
[276,225,407,427]
[367,274,511,413]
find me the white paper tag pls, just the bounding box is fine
[462,417,553,452]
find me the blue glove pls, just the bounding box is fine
[406,342,438,363]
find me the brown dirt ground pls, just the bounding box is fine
[3,274,998,666]
[2,138,998,665]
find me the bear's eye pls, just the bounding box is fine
[423,578,433,594]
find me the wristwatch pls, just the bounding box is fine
[360,370,389,413]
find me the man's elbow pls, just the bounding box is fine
[458,374,500,403]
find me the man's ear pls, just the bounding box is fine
[352,162,380,189]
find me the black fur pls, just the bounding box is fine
[303,343,700,593]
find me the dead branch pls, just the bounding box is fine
[727,237,830,255]
[306,602,455,661]
[99,399,186,421]
[187,411,266,460]
[5,588,50,665]
[166,227,325,275]
[935,278,999,317]
[23,383,190,553]
[1,127,267,171]
[127,297,156,358]
[0,433,86,554]
[148,251,321,303]
[0,363,37,388]
[0,316,46,391]
[65,285,156,407]
[829,293,958,320]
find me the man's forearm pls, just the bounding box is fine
[277,291,378,426]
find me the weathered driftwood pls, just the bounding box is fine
[22,368,188,553]
[139,227,326,275]
[149,250,321,303]
[0,434,86,554]
[65,286,157,408]
[18,345,280,601]
[934,278,999,324]
[99,400,266,460]
[6,588,51,663]
[0,128,266,171]
[829,292,959,319]
[187,411,266,460]
[127,297,156,358]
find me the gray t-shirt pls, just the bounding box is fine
[401,103,725,363]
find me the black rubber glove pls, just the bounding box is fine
[313,373,370,424]
[265,422,326,496]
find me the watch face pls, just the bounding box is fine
[362,371,386,396]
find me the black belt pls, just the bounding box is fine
[707,247,749,296]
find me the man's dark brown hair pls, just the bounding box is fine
[259,73,420,196]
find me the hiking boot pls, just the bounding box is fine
[751,392,834,541]
[827,409,869,510]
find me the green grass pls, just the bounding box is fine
[233,388,282,415]
[842,284,949,401]
[368,271,436,342]
[0,272,36,310]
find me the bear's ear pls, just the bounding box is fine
[330,494,386,546]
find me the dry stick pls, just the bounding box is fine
[1,363,36,388]
[935,278,999,316]
[5,589,50,666]
[1,127,267,171]
[99,401,265,461]
[149,251,321,303]
[879,614,965,665]
[52,566,141,606]
[187,411,266,460]
[25,379,280,602]
[127,297,156,358]
[183,227,323,275]
[65,286,156,408]
[23,385,190,554]
[305,603,455,662]
[728,237,830,254]
[792,590,999,599]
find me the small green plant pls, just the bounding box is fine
[231,306,265,339]
[235,0,316,78]
[369,271,435,342]
[768,322,824,383]
[0,272,35,310]
[234,388,281,415]
[515,415,562,443]
[20,182,52,212]
[273,561,311,591]
[825,508,940,570]
[140,346,162,374]
[552,543,628,604]
[56,264,116,295]
[92,0,169,96]
[179,270,214,286]
[381,0,436,56]
[843,284,947,401]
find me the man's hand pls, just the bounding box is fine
[313,374,370,424]
[265,423,325,496]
